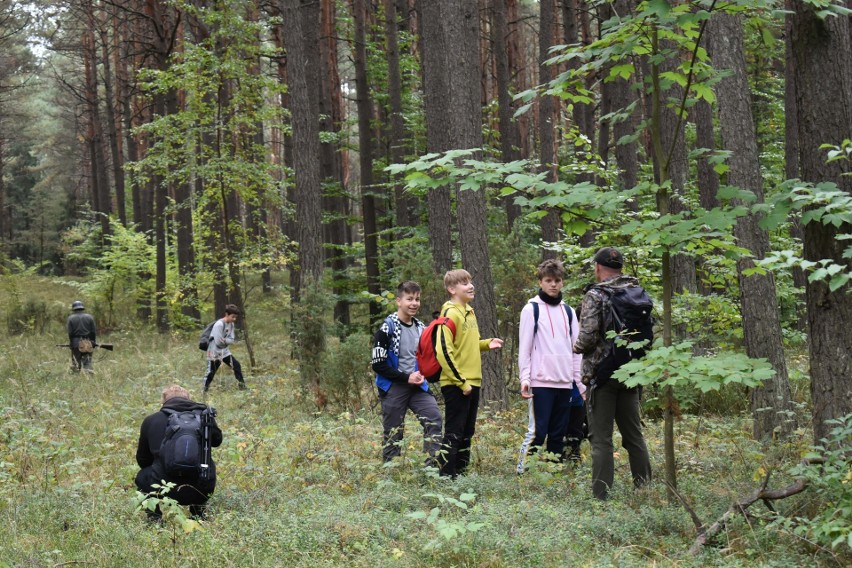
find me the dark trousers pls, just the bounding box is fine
[379,383,443,462]
[70,348,93,372]
[438,385,480,477]
[565,402,586,450]
[135,465,216,506]
[587,379,651,499]
[204,355,244,389]
[517,387,574,471]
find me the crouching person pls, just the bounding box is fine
[135,384,222,519]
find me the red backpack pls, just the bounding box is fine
[416,315,457,383]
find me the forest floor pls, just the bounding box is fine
[0,276,844,567]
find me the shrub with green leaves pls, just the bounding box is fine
[772,414,852,552]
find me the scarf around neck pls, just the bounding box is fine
[538,289,563,306]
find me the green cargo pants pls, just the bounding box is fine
[587,379,652,499]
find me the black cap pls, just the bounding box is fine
[593,247,624,269]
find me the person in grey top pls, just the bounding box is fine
[67,300,97,372]
[371,281,442,464]
[204,304,246,392]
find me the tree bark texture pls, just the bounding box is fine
[659,45,696,301]
[385,0,417,229]
[709,12,793,440]
[281,0,325,286]
[354,0,382,324]
[609,0,639,202]
[418,0,454,274]
[98,7,126,227]
[82,22,111,238]
[538,0,560,259]
[789,3,852,444]
[420,0,507,407]
[491,0,522,229]
[692,100,719,211]
[316,0,351,328]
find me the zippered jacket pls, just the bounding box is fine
[435,301,493,389]
[372,313,427,393]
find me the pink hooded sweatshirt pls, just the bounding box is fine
[518,295,584,394]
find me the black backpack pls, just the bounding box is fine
[159,408,204,479]
[198,321,216,351]
[594,285,654,385]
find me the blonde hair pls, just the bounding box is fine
[161,384,190,404]
[444,269,472,291]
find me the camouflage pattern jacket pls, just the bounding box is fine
[573,274,641,385]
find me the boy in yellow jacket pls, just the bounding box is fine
[436,269,503,477]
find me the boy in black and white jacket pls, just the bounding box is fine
[371,281,442,464]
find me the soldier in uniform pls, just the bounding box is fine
[67,300,97,372]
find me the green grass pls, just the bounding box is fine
[0,276,845,567]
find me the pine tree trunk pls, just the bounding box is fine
[82,23,111,238]
[491,0,522,229]
[784,4,808,332]
[610,0,638,198]
[385,0,417,230]
[709,12,794,440]
[789,3,852,444]
[659,43,696,301]
[421,0,507,408]
[281,0,324,286]
[99,8,126,227]
[354,0,382,325]
[419,0,453,274]
[538,0,560,259]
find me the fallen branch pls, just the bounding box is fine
[687,458,824,556]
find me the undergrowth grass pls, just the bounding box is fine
[0,276,845,567]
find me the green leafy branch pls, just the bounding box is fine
[748,179,852,291]
[613,340,776,393]
[405,491,486,551]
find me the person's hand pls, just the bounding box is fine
[462,384,473,396]
[489,338,504,350]
[520,383,533,399]
[408,372,424,385]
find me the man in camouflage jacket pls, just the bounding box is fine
[573,247,652,499]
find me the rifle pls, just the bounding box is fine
[56,343,115,351]
[200,406,217,480]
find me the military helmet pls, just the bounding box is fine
[71,300,85,311]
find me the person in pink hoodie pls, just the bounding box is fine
[516,259,585,473]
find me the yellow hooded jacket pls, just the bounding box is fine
[435,301,493,389]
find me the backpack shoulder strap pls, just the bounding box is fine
[440,307,460,332]
[562,304,573,336]
[529,301,540,338]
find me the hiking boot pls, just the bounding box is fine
[238,382,246,390]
